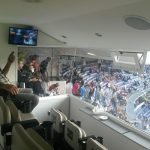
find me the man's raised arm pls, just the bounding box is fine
[2,51,15,76]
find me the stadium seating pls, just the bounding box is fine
[0,96,11,148]
[0,97,37,149]
[0,96,11,124]
[64,120,87,150]
[11,123,53,150]
[50,107,67,149]
[5,100,35,122]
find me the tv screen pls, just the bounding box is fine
[8,27,38,46]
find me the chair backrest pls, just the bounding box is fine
[11,124,53,150]
[0,97,11,148]
[86,138,108,150]
[5,99,36,125]
[5,100,21,122]
[50,108,67,133]
[0,96,11,125]
[64,120,87,150]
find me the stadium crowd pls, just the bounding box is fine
[62,59,150,132]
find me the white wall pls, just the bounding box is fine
[69,95,148,150]
[32,95,70,123]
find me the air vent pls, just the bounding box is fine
[62,35,67,38]
[95,33,102,37]
[125,16,150,30]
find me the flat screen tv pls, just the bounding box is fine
[8,27,38,46]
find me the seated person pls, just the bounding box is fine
[25,64,44,96]
[40,57,51,81]
[0,51,39,113]
[72,80,80,96]
[18,60,27,88]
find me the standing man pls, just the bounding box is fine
[40,57,51,81]
[0,51,39,113]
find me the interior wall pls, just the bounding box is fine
[32,95,70,123]
[69,95,147,150]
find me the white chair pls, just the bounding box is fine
[0,97,11,124]
[50,108,67,149]
[50,108,67,134]
[64,120,87,150]
[5,100,36,122]
[0,98,37,149]
[0,96,11,148]
[86,138,108,150]
[11,123,54,150]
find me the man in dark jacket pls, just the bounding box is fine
[40,57,51,81]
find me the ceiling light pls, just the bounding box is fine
[125,15,150,30]
[87,52,96,56]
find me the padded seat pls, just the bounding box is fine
[0,98,37,149]
[50,108,67,149]
[86,138,108,150]
[11,124,54,150]
[50,108,67,133]
[5,100,35,122]
[0,96,11,148]
[64,120,87,150]
[0,97,11,124]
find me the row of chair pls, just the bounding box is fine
[0,96,35,123]
[50,107,108,150]
[0,95,108,150]
[0,96,53,150]
[11,123,53,150]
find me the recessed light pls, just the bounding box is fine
[87,52,96,56]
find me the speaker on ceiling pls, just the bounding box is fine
[125,15,150,30]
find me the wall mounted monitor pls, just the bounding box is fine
[8,27,38,46]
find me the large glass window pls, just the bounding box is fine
[60,55,150,134]
[18,47,150,135]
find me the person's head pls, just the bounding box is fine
[107,83,111,88]
[80,80,84,86]
[18,61,24,70]
[90,81,94,86]
[46,57,51,62]
[17,29,21,34]
[17,29,21,32]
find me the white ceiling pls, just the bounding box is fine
[0,0,150,52]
